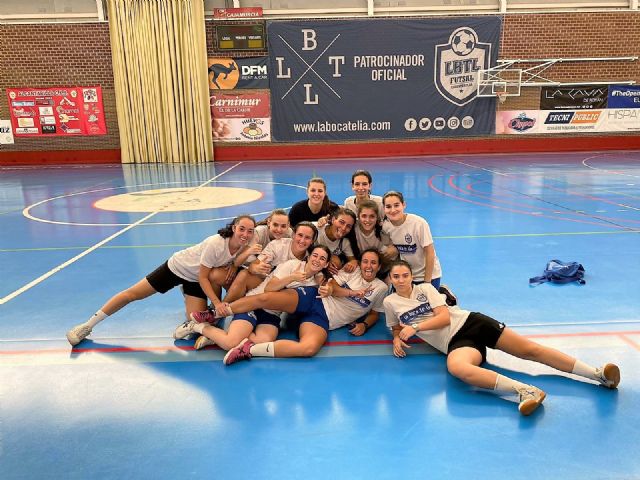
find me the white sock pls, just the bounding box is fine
[250,342,275,358]
[193,323,206,335]
[86,310,108,328]
[494,374,530,394]
[572,360,598,381]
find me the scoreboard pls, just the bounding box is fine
[216,23,266,51]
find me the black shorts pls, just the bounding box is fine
[146,261,207,300]
[447,312,505,363]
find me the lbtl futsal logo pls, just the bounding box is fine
[434,27,491,106]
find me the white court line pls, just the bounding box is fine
[0,162,242,305]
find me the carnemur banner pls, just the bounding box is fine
[267,17,501,142]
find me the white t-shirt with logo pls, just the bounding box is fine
[354,226,391,254]
[382,213,442,282]
[316,225,354,258]
[167,235,238,282]
[252,224,293,249]
[256,238,304,267]
[344,194,384,216]
[322,268,387,330]
[384,283,469,354]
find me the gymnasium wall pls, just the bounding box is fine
[1,12,639,164]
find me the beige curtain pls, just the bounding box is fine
[107,0,213,164]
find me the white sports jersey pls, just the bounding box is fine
[252,224,293,248]
[384,283,469,354]
[354,226,391,254]
[344,194,384,216]
[316,225,354,258]
[167,235,238,282]
[248,259,321,315]
[382,213,442,282]
[322,268,387,330]
[257,238,304,267]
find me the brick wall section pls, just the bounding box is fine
[498,12,640,111]
[0,23,119,152]
[1,13,639,155]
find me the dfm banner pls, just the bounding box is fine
[7,86,107,136]
[267,17,501,142]
[208,57,269,89]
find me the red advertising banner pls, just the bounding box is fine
[6,86,107,136]
[210,91,271,142]
[213,7,263,19]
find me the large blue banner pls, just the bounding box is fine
[267,17,501,142]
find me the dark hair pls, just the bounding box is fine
[256,208,289,227]
[309,243,333,280]
[293,221,319,252]
[307,177,332,216]
[382,190,405,206]
[218,215,256,238]
[389,259,413,275]
[360,247,382,263]
[327,207,358,262]
[351,170,372,184]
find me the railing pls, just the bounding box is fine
[0,0,638,23]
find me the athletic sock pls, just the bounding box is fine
[250,342,275,358]
[86,310,108,328]
[494,374,530,394]
[192,323,206,335]
[572,360,598,381]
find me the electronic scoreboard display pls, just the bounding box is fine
[216,24,266,51]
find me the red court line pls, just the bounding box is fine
[618,334,640,351]
[2,329,640,356]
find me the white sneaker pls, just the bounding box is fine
[517,385,546,416]
[173,320,197,340]
[194,335,216,350]
[66,323,92,346]
[596,363,620,389]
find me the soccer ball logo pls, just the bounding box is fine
[450,28,477,57]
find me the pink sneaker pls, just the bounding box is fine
[190,308,217,324]
[223,338,254,366]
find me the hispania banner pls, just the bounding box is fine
[210,91,271,142]
[208,57,269,89]
[540,85,608,110]
[497,109,640,134]
[6,86,107,136]
[608,85,640,109]
[267,17,501,142]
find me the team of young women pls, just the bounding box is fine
[67,170,621,416]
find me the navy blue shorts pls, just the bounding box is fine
[447,312,506,363]
[231,309,281,328]
[146,261,206,299]
[290,286,330,332]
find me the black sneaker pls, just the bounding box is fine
[439,284,457,306]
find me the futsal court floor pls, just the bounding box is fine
[1,151,639,479]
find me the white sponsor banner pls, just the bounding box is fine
[497,109,638,134]
[0,119,15,144]
[600,108,640,132]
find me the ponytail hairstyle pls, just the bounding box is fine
[294,221,319,254]
[256,208,288,227]
[356,199,383,240]
[307,177,333,216]
[217,215,256,238]
[389,259,413,276]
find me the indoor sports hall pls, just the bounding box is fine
[1,2,639,480]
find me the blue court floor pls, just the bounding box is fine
[1,151,639,479]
